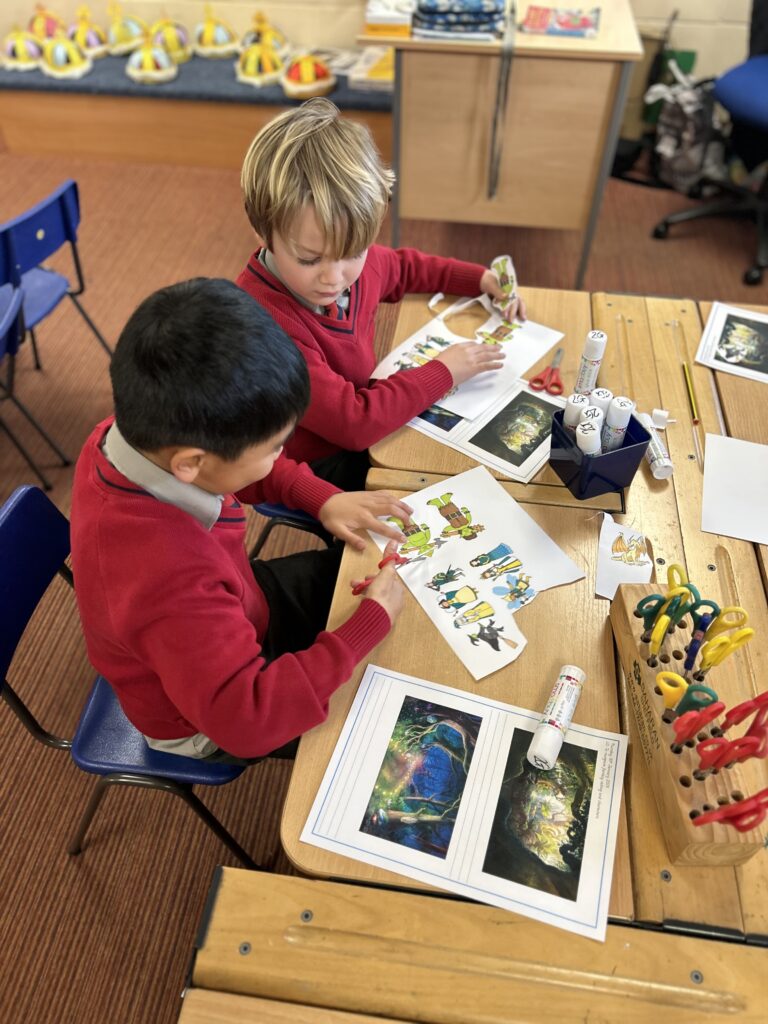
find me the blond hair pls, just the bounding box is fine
[241,98,394,259]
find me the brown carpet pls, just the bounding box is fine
[0,151,765,1024]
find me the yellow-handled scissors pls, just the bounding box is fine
[666,563,689,593]
[696,627,754,679]
[705,606,749,640]
[656,671,689,712]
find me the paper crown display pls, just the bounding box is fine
[28,5,65,40]
[150,18,192,64]
[107,3,146,55]
[241,12,289,59]
[194,5,238,57]
[236,42,284,87]
[68,6,108,58]
[2,28,43,70]
[126,37,178,82]
[282,54,337,99]
[40,35,92,79]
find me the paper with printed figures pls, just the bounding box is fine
[372,466,585,680]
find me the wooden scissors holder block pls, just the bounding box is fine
[610,584,765,866]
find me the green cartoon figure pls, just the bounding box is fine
[427,493,485,541]
[387,517,436,560]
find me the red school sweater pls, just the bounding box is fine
[236,244,486,463]
[70,419,391,758]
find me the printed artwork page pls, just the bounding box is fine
[695,301,768,385]
[462,720,626,940]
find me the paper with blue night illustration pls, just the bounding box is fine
[371,466,585,680]
[302,665,628,941]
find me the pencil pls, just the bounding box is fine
[682,362,700,425]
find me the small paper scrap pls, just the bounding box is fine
[595,513,653,600]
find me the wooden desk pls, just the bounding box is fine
[282,287,768,942]
[363,0,642,287]
[183,867,768,1022]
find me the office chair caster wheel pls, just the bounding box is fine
[743,266,763,286]
[652,223,669,239]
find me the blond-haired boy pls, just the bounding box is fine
[236,98,526,490]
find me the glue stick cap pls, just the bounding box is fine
[583,330,607,360]
[564,392,590,427]
[575,420,601,455]
[589,387,613,416]
[605,395,635,428]
[579,405,604,428]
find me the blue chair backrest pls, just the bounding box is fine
[0,486,71,681]
[0,180,81,283]
[0,287,24,361]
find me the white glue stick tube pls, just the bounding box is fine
[579,405,604,430]
[637,412,674,479]
[573,330,607,395]
[601,396,635,452]
[563,393,590,431]
[589,387,613,417]
[575,420,601,457]
[527,665,587,770]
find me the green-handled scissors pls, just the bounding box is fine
[695,627,755,679]
[635,594,667,636]
[688,598,721,631]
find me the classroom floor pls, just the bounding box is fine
[0,150,765,1024]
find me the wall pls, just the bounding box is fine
[629,0,751,77]
[4,1,369,50]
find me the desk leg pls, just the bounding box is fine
[391,48,402,249]
[574,60,634,290]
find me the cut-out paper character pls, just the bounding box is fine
[477,321,521,345]
[480,555,523,580]
[426,565,465,591]
[470,542,513,567]
[492,573,536,611]
[438,585,478,614]
[387,517,436,560]
[395,334,451,370]
[427,492,485,541]
[611,533,650,566]
[453,601,495,629]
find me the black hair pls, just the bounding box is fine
[110,278,309,459]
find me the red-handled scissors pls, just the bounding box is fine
[529,347,564,395]
[351,551,409,595]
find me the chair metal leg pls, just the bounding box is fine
[2,388,70,465]
[0,413,54,489]
[658,197,752,231]
[68,294,113,356]
[28,327,42,370]
[68,772,261,870]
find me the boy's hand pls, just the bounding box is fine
[435,341,505,386]
[480,268,527,322]
[351,541,406,622]
[319,492,413,551]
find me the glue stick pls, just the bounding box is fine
[589,387,613,417]
[573,330,607,395]
[579,405,604,430]
[527,665,587,770]
[575,421,601,457]
[601,396,635,452]
[637,412,674,479]
[563,393,589,432]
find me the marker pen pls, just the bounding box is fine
[563,393,590,432]
[575,420,601,457]
[527,665,587,770]
[589,387,613,417]
[601,396,635,452]
[573,330,607,395]
[637,412,674,479]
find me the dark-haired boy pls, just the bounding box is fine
[71,278,409,762]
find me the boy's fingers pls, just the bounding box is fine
[374,520,407,543]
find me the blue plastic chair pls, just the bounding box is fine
[0,179,112,369]
[0,485,262,869]
[250,502,332,558]
[0,287,70,489]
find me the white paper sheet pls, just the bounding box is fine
[372,467,585,680]
[701,434,768,545]
[302,664,628,941]
[372,294,563,420]
[695,302,768,385]
[595,513,654,600]
[411,381,565,483]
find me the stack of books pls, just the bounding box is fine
[347,46,395,91]
[364,0,416,38]
[412,0,507,42]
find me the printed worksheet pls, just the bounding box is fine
[695,302,768,385]
[372,466,585,680]
[371,294,563,420]
[302,665,628,941]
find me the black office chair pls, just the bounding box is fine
[652,2,768,285]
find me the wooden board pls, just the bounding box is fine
[178,989,408,1024]
[191,869,767,1023]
